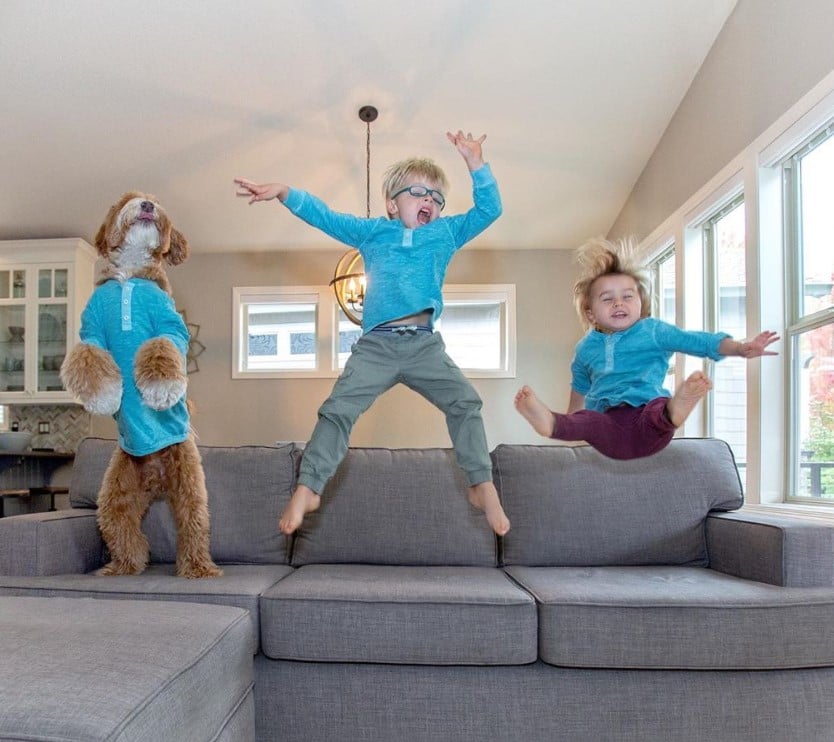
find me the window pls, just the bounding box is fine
[235,284,516,379]
[435,285,516,378]
[648,244,677,395]
[233,287,338,379]
[782,126,834,501]
[703,197,747,483]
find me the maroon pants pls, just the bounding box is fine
[552,397,676,460]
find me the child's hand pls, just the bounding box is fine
[234,177,288,204]
[446,130,486,171]
[739,330,780,358]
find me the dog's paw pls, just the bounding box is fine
[83,379,123,415]
[140,378,187,410]
[177,561,224,579]
[97,559,146,576]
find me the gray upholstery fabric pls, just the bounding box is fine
[0,509,104,576]
[0,597,254,742]
[495,439,743,566]
[506,565,834,669]
[260,564,537,664]
[254,656,834,742]
[291,448,498,566]
[0,563,293,652]
[708,510,834,586]
[69,437,297,564]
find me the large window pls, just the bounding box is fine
[234,284,516,379]
[782,127,834,501]
[703,198,748,481]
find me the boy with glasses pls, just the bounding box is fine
[234,130,510,536]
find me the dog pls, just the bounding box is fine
[61,191,222,578]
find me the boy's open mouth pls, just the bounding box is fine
[417,207,432,224]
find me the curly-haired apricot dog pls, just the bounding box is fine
[61,191,221,578]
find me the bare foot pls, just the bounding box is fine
[514,385,557,438]
[468,481,510,536]
[666,371,713,427]
[279,485,321,535]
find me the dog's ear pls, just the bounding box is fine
[93,222,110,257]
[166,228,189,265]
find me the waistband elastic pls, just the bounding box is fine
[369,324,433,335]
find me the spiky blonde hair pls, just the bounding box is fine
[573,236,652,330]
[381,157,449,218]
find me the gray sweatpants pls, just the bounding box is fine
[297,330,493,493]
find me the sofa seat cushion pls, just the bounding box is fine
[0,563,293,652]
[494,439,743,567]
[260,564,538,665]
[0,596,254,742]
[505,565,834,670]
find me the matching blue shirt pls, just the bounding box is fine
[79,278,191,456]
[282,164,502,332]
[572,317,730,412]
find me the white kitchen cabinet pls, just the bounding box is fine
[0,239,96,403]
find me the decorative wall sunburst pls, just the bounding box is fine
[178,310,206,374]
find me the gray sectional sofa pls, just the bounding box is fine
[2,437,834,741]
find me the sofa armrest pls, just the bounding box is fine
[0,509,104,576]
[706,510,834,587]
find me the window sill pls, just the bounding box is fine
[740,502,834,524]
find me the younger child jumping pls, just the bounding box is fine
[515,237,779,460]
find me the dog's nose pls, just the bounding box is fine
[140,201,155,213]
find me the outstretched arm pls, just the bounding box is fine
[234,177,289,204]
[446,130,486,172]
[719,330,780,359]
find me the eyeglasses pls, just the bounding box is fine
[390,184,446,210]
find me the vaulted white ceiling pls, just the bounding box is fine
[0,0,736,253]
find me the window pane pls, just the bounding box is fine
[337,310,361,369]
[795,324,834,499]
[436,301,502,370]
[712,202,747,479]
[653,249,676,395]
[798,134,834,316]
[245,302,317,370]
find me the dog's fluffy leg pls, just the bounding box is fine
[60,344,122,415]
[167,439,223,578]
[96,450,152,576]
[134,337,187,411]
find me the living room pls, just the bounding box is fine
[2,2,834,740]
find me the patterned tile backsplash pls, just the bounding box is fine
[9,404,91,453]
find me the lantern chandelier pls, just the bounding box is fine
[329,105,376,325]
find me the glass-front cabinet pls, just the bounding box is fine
[0,239,96,403]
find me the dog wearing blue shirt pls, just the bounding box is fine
[61,191,221,578]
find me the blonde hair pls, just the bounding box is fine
[573,236,652,329]
[381,157,449,218]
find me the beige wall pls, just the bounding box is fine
[92,248,579,450]
[609,0,834,241]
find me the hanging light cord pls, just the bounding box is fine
[365,119,371,218]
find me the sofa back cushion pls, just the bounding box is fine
[495,438,743,567]
[290,448,498,567]
[69,437,296,564]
